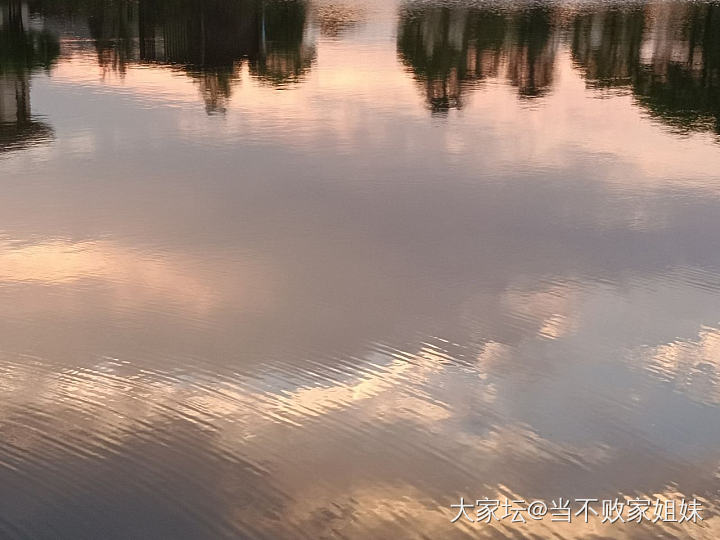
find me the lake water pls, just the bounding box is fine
[1,0,720,538]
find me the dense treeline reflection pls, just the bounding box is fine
[31,0,314,113]
[0,0,57,152]
[397,4,556,112]
[398,1,720,135]
[4,0,719,132]
[572,2,720,135]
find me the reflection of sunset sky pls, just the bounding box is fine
[42,42,720,186]
[2,0,720,537]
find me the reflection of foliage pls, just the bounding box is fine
[31,0,314,112]
[398,7,511,112]
[571,3,720,135]
[400,0,720,135]
[138,0,262,67]
[136,0,263,113]
[571,7,646,88]
[86,0,137,75]
[0,111,53,153]
[508,6,555,98]
[0,29,59,73]
[0,1,57,152]
[398,7,478,111]
[634,4,720,135]
[251,1,314,85]
[0,2,60,74]
[397,5,556,112]
[191,70,235,114]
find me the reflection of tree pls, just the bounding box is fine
[87,0,138,76]
[33,0,315,113]
[398,7,483,112]
[507,6,555,98]
[571,3,720,135]
[637,3,720,135]
[397,4,556,112]
[137,0,263,113]
[400,0,720,134]
[0,0,58,153]
[571,6,646,88]
[250,1,314,85]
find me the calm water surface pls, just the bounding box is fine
[2,0,720,537]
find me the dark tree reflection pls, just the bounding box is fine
[250,1,314,85]
[398,7,484,112]
[32,0,315,113]
[507,5,556,98]
[0,0,58,153]
[397,3,557,113]
[571,2,720,136]
[14,0,720,134]
[399,0,719,134]
[571,6,646,88]
[136,0,264,113]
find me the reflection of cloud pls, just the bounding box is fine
[0,240,220,313]
[0,340,443,446]
[47,32,720,190]
[0,351,629,539]
[457,423,612,470]
[456,485,719,539]
[501,284,580,340]
[6,4,720,537]
[234,479,720,539]
[239,343,449,426]
[248,483,465,538]
[643,325,720,406]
